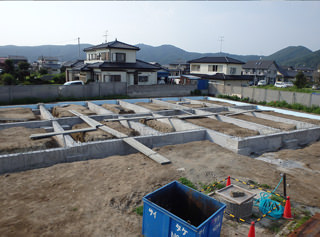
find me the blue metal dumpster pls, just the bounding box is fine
[142,180,226,237]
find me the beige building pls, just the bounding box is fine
[188,56,253,86]
[65,40,160,86]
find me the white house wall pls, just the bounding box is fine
[190,63,242,75]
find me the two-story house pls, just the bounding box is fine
[188,56,253,87]
[242,60,278,85]
[37,56,61,74]
[65,40,160,85]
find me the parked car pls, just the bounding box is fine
[284,81,294,87]
[274,82,287,88]
[312,84,319,90]
[257,80,267,86]
[63,80,84,86]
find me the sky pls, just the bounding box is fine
[0,1,319,56]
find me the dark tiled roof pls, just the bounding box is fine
[42,63,61,69]
[38,56,59,61]
[63,60,84,68]
[8,55,27,60]
[84,40,140,52]
[187,57,244,64]
[242,60,277,69]
[86,59,160,70]
[191,73,253,81]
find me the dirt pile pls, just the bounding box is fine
[52,104,95,118]
[102,104,134,114]
[135,102,168,111]
[0,107,38,123]
[186,117,260,137]
[71,121,139,142]
[139,119,174,133]
[0,127,58,154]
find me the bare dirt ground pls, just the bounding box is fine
[263,111,320,125]
[52,104,95,118]
[0,127,58,154]
[135,102,168,111]
[186,117,260,137]
[102,104,135,114]
[139,119,174,133]
[71,121,139,142]
[1,140,319,236]
[0,107,38,123]
[231,114,296,131]
[201,100,235,107]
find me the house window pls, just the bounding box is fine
[110,75,121,82]
[208,65,218,72]
[101,53,106,60]
[191,65,200,71]
[114,53,126,62]
[229,67,237,75]
[138,76,148,82]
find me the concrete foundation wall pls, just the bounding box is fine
[209,84,320,107]
[0,130,207,174]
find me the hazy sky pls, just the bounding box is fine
[1,1,319,56]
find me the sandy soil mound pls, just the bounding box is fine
[102,104,134,114]
[139,119,174,133]
[71,121,139,142]
[0,127,58,154]
[52,104,95,118]
[186,117,260,137]
[0,153,178,236]
[0,107,37,123]
[232,114,296,130]
[135,102,168,111]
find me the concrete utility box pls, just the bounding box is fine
[142,180,226,237]
[216,184,256,219]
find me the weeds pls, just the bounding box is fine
[134,206,143,216]
[178,177,197,190]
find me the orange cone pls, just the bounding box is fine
[226,176,231,186]
[248,221,255,237]
[283,196,293,219]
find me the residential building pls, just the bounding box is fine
[8,55,28,67]
[242,60,278,85]
[65,40,160,85]
[188,56,253,87]
[166,63,190,77]
[276,66,314,82]
[37,56,61,74]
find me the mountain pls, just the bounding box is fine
[0,43,319,68]
[136,43,261,65]
[265,46,313,66]
[0,44,92,62]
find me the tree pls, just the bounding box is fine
[4,59,15,74]
[39,68,48,75]
[294,71,307,88]
[17,61,30,82]
[0,73,17,85]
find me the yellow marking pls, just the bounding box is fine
[275,194,280,196]
[201,189,204,192]
[262,214,266,217]
[242,182,247,185]
[250,185,255,188]
[235,179,239,182]
[258,188,263,190]
[257,218,261,222]
[267,191,271,193]
[229,214,235,218]
[217,182,220,184]
[239,218,245,222]
[268,211,272,213]
[283,200,286,203]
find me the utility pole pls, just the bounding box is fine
[103,30,108,43]
[218,36,224,54]
[78,37,80,59]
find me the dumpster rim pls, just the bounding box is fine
[142,180,226,231]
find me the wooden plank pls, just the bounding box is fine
[30,127,97,139]
[123,138,171,164]
[69,110,127,138]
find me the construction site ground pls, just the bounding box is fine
[1,139,320,236]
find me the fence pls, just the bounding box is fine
[0,83,198,103]
[209,84,320,107]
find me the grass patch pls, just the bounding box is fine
[201,182,225,194]
[259,183,271,189]
[134,205,143,216]
[270,194,285,204]
[294,216,311,229]
[178,177,197,190]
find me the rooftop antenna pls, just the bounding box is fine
[103,30,108,43]
[218,36,224,54]
[78,37,80,58]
